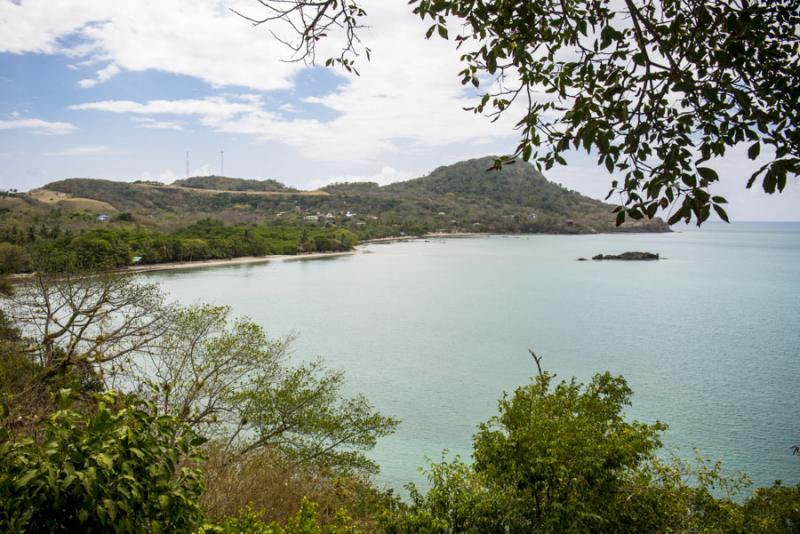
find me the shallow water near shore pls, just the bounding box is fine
[145,222,800,493]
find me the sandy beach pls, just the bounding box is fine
[129,233,488,273]
[124,250,357,274]
[7,233,488,281]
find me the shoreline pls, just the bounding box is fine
[7,229,669,280]
[129,233,488,274]
[358,232,488,245]
[126,250,356,274]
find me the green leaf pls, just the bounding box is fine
[696,167,719,183]
[747,142,760,160]
[58,388,73,410]
[17,469,39,487]
[95,453,114,470]
[667,207,686,225]
[437,25,448,39]
[713,204,730,223]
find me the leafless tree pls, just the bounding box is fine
[3,272,173,385]
[231,0,369,73]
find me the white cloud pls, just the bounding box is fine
[45,145,111,156]
[278,103,301,114]
[137,169,179,183]
[138,163,213,183]
[78,63,120,88]
[0,118,75,135]
[10,0,516,162]
[131,117,184,131]
[69,96,260,119]
[308,166,416,189]
[0,0,301,91]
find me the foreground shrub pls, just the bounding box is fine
[742,482,800,533]
[382,361,800,533]
[0,390,206,533]
[201,499,367,534]
[202,446,397,529]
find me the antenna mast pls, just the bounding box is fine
[220,150,224,176]
[186,151,190,178]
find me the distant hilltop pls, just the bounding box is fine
[20,156,670,235]
[170,175,297,193]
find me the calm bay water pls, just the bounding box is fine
[145,222,800,492]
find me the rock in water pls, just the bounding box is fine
[591,252,659,261]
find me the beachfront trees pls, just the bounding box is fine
[239,0,800,225]
[0,222,361,273]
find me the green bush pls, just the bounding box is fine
[743,482,800,533]
[382,368,799,533]
[0,243,31,274]
[200,499,367,534]
[0,390,206,533]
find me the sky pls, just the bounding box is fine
[0,0,797,221]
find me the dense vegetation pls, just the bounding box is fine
[34,156,668,234]
[0,270,797,532]
[0,218,357,273]
[243,1,799,225]
[172,175,298,193]
[0,157,671,274]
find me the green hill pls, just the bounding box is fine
[172,175,296,192]
[31,156,669,236]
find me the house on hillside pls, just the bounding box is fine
[97,213,111,222]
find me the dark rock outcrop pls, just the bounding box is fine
[591,252,659,261]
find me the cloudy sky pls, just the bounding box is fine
[0,0,797,221]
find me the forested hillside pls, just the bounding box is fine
[0,156,669,273]
[39,156,669,235]
[172,175,297,192]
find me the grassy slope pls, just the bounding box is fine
[35,156,669,235]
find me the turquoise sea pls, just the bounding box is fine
[145,222,800,492]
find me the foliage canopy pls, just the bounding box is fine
[383,367,800,533]
[241,0,800,225]
[0,391,206,533]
